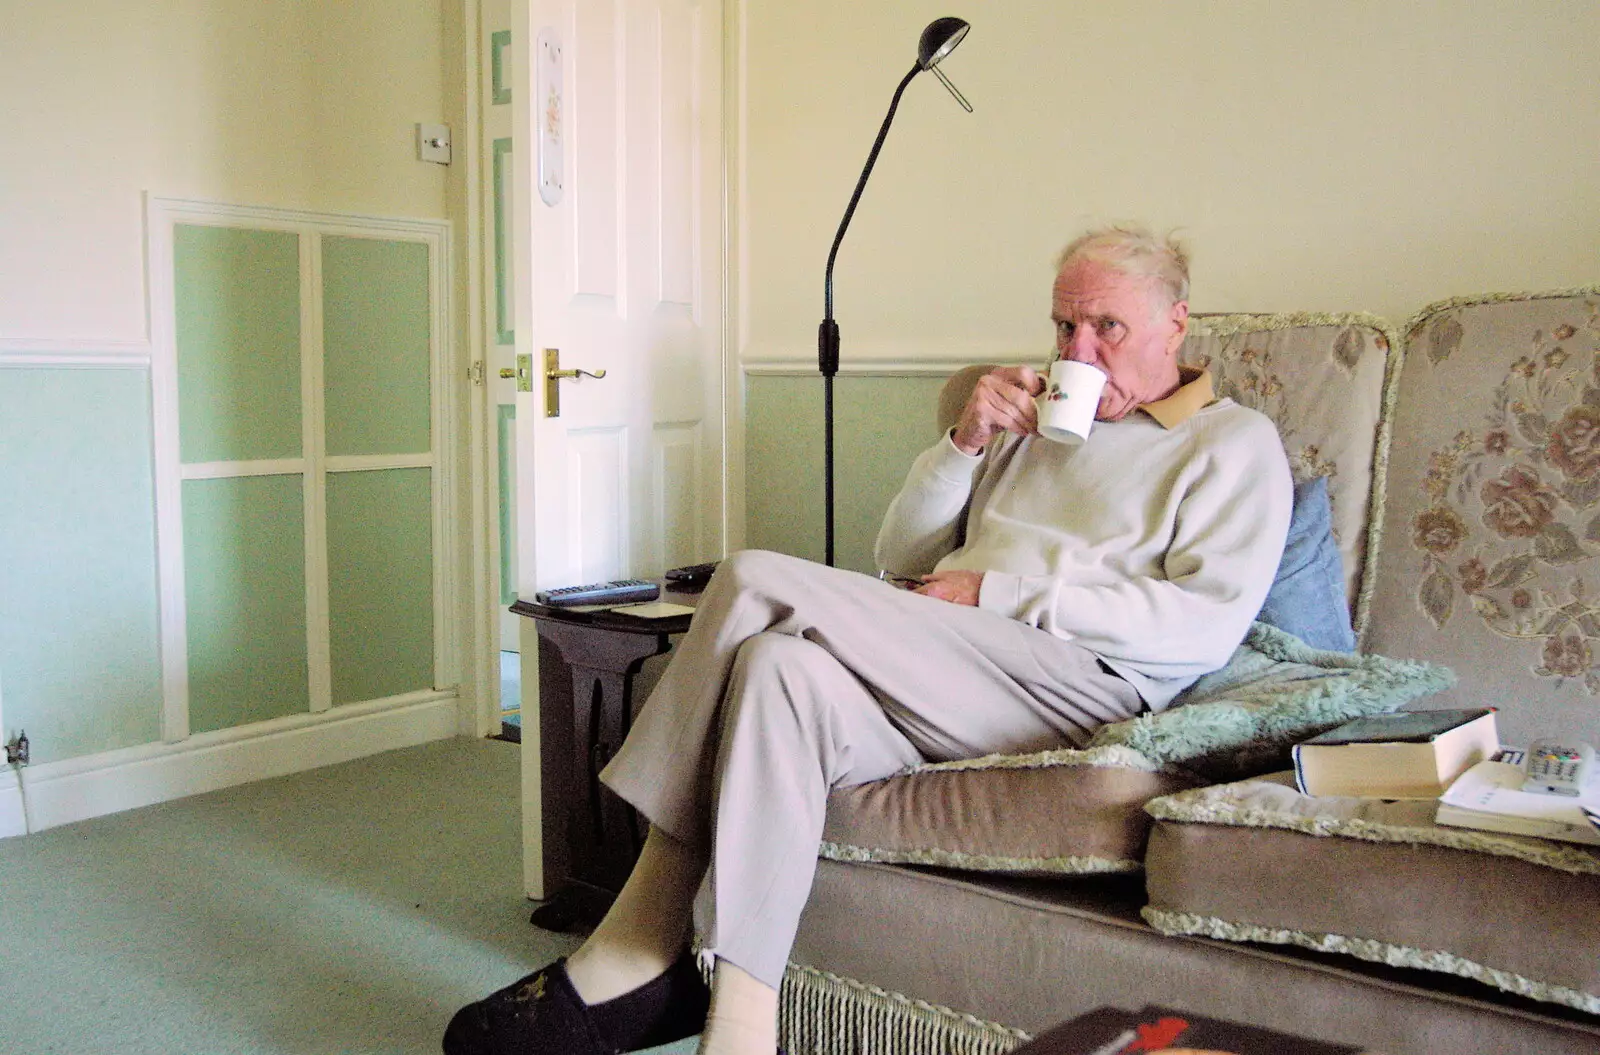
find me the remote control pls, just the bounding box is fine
[1523,739,1597,796]
[665,561,720,586]
[534,579,661,607]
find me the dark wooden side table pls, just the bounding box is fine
[509,584,701,932]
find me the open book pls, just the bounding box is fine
[1435,760,1600,846]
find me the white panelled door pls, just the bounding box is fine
[512,0,725,897]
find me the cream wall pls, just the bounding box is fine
[1,0,454,341]
[736,0,1600,367]
[0,1,468,831]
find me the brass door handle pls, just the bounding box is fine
[543,348,607,417]
[547,366,608,381]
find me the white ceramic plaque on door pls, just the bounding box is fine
[537,27,564,206]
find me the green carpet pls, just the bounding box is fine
[0,738,698,1055]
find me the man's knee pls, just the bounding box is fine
[727,632,833,722]
[730,630,823,682]
[713,549,812,595]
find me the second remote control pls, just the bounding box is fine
[534,579,661,607]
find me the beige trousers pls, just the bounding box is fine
[600,550,1143,988]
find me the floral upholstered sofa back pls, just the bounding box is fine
[1364,289,1600,748]
[1181,313,1394,633]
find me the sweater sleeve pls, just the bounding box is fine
[873,430,985,576]
[976,420,1293,688]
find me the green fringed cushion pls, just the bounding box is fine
[820,746,1201,876]
[1142,778,1600,1015]
[1088,622,1455,782]
[818,624,1451,877]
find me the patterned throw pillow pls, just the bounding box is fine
[1256,477,1358,652]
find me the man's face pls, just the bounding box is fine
[1051,258,1189,421]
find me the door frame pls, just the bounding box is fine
[467,0,742,700]
[464,0,538,742]
[485,0,735,896]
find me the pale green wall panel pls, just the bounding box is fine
[744,374,949,573]
[322,236,432,457]
[745,375,823,564]
[174,224,303,463]
[0,368,164,763]
[326,468,434,704]
[182,476,309,733]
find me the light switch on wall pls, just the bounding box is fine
[417,123,452,164]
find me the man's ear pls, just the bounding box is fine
[1167,299,1190,353]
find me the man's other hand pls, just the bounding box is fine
[951,366,1045,456]
[916,569,983,606]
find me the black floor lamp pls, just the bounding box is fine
[818,17,972,567]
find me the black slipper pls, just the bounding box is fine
[442,953,710,1055]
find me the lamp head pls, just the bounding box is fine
[917,17,970,70]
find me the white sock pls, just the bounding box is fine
[565,827,704,1006]
[697,959,779,1055]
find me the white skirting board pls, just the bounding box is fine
[0,772,23,840]
[0,690,461,839]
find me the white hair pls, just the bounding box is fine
[1055,225,1191,307]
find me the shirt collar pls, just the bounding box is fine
[1140,367,1214,429]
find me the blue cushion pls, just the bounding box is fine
[1255,476,1357,652]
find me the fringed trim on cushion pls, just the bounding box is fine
[1190,311,1394,338]
[817,840,1140,876]
[897,743,1161,776]
[1401,285,1600,343]
[778,962,1030,1055]
[1145,788,1600,877]
[1359,308,1410,647]
[1141,907,1600,1017]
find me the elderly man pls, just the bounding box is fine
[444,226,1293,1055]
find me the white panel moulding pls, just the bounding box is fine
[573,0,620,299]
[146,197,194,744]
[180,456,435,481]
[144,195,458,749]
[569,426,628,583]
[303,232,333,715]
[0,341,152,368]
[657,1,694,308]
[653,422,701,572]
[741,359,978,377]
[425,203,456,696]
[325,453,435,473]
[180,459,308,480]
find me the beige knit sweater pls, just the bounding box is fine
[876,398,1292,710]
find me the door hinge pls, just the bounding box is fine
[469,360,485,386]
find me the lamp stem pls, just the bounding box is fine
[825,373,836,567]
[823,64,921,326]
[819,62,921,567]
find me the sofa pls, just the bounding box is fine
[771,287,1600,1055]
